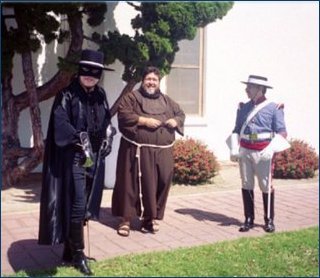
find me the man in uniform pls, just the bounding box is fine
[228,75,288,233]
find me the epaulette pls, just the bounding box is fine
[276,103,284,109]
[238,102,244,109]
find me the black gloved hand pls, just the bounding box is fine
[79,132,94,167]
[100,125,117,158]
[100,141,112,158]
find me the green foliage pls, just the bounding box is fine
[97,2,234,82]
[173,138,220,185]
[57,53,79,73]
[3,4,60,54]
[273,139,319,179]
[2,2,233,82]
[83,3,107,26]
[2,3,107,75]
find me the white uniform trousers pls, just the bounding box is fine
[238,147,272,193]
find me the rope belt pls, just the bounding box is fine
[122,135,175,219]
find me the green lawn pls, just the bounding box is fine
[11,226,319,277]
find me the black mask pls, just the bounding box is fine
[79,66,102,79]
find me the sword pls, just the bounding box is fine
[79,132,94,168]
[265,134,291,219]
[85,124,116,220]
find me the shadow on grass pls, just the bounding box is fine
[7,239,62,277]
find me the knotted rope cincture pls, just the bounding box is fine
[122,135,175,219]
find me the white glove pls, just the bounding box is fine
[259,146,274,161]
[227,133,240,162]
[259,134,291,161]
[230,149,240,162]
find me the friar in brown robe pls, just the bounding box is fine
[112,66,185,236]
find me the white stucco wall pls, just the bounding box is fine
[185,1,319,161]
[9,2,319,187]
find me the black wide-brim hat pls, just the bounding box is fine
[77,49,114,71]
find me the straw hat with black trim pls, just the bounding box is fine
[241,75,273,89]
[78,49,114,71]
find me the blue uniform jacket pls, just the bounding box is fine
[233,100,287,136]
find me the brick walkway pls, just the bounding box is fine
[1,181,318,276]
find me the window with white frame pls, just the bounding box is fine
[166,28,204,116]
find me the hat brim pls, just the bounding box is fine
[68,60,115,71]
[241,81,273,89]
[78,61,115,71]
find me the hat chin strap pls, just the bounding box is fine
[79,80,96,92]
[84,86,94,92]
[83,84,98,92]
[252,91,265,103]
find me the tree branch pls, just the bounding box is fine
[15,11,84,111]
[126,2,141,10]
[110,79,137,117]
[83,34,99,43]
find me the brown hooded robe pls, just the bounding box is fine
[111,89,185,220]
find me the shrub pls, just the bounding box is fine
[173,137,220,185]
[273,139,319,179]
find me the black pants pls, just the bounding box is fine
[71,152,94,222]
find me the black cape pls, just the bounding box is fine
[38,79,111,245]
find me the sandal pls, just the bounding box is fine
[117,221,130,237]
[152,220,160,232]
[141,219,159,233]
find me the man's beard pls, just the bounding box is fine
[144,87,157,94]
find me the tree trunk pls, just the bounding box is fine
[110,79,137,117]
[15,11,84,112]
[2,9,22,187]
[10,50,45,184]
[1,72,22,187]
[2,9,84,187]
[3,7,44,185]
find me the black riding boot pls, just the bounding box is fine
[239,189,255,232]
[263,192,275,233]
[62,240,73,263]
[69,221,93,275]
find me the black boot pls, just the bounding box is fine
[62,240,73,263]
[69,221,93,275]
[263,192,275,233]
[239,189,255,232]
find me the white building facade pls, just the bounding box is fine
[11,2,319,188]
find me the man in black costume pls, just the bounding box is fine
[38,49,116,275]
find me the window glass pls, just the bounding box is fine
[173,31,200,66]
[166,68,199,114]
[166,29,203,116]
